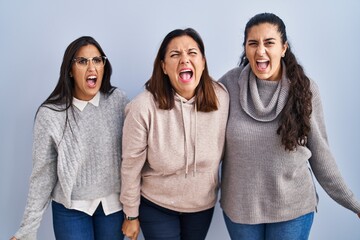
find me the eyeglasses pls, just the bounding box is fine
[73,56,107,69]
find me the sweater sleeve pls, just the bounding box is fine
[307,82,360,214]
[120,96,149,217]
[14,107,58,240]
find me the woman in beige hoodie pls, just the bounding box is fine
[120,28,229,240]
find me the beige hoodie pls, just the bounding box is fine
[120,82,229,217]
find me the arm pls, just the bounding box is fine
[13,108,58,239]
[120,99,149,239]
[307,83,360,215]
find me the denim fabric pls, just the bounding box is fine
[139,197,214,240]
[223,211,314,240]
[52,201,124,240]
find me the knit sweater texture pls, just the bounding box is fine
[220,65,360,224]
[14,89,128,239]
[120,82,229,217]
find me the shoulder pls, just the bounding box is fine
[101,88,129,112]
[129,90,153,106]
[34,105,66,132]
[212,81,229,101]
[125,90,156,115]
[36,105,64,121]
[213,80,228,93]
[308,79,322,105]
[36,105,53,116]
[105,88,128,102]
[218,66,245,88]
[304,79,325,115]
[112,88,127,98]
[309,79,320,96]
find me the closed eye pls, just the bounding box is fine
[247,40,258,46]
[265,41,275,46]
[169,50,180,58]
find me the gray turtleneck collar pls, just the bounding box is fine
[239,62,289,122]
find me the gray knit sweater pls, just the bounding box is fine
[220,65,360,224]
[14,89,128,239]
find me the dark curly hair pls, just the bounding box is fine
[240,13,312,151]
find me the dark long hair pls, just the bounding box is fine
[37,36,115,131]
[240,13,312,151]
[145,28,219,112]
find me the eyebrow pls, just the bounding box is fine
[169,47,198,53]
[169,50,180,53]
[75,55,101,59]
[248,37,277,43]
[264,38,276,41]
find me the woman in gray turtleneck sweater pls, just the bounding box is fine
[219,13,360,240]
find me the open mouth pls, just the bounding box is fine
[179,69,193,82]
[256,60,269,71]
[86,75,97,88]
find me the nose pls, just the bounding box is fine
[87,59,96,70]
[256,45,266,56]
[180,53,189,64]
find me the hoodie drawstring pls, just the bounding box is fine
[193,104,197,176]
[179,99,197,178]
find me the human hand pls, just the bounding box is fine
[122,219,140,240]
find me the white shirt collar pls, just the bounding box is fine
[72,91,100,111]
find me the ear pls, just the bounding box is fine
[282,41,288,57]
[202,56,206,71]
[69,72,73,78]
[161,60,167,75]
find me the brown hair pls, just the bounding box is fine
[145,28,219,112]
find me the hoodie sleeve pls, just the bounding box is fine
[120,94,150,217]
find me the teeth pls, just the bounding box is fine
[87,76,96,79]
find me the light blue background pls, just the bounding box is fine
[1,1,359,239]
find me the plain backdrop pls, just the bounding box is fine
[1,0,359,239]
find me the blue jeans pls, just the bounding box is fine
[52,201,124,240]
[139,197,214,240]
[223,211,314,240]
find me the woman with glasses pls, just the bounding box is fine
[120,28,229,240]
[11,36,128,240]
